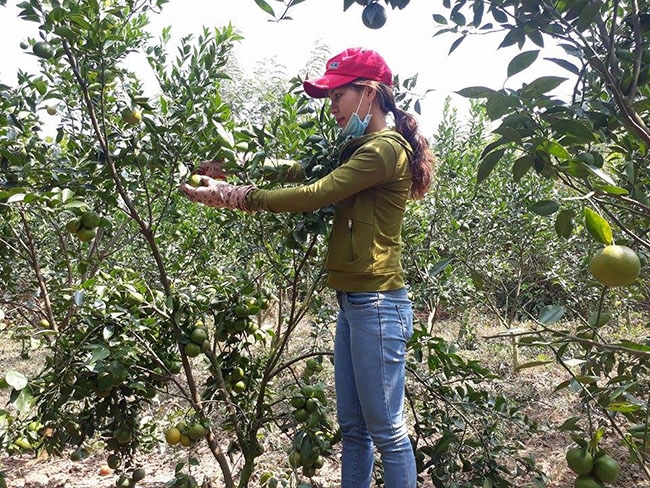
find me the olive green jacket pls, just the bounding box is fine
[246,129,413,292]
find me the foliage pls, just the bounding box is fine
[2,0,650,487]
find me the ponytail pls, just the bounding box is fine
[351,80,435,200]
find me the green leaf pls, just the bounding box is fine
[254,0,275,16]
[512,154,533,182]
[476,148,505,185]
[607,402,641,413]
[584,164,615,185]
[432,14,447,24]
[595,184,628,196]
[448,35,466,54]
[554,209,575,239]
[545,57,580,75]
[529,199,560,216]
[507,50,539,78]
[538,305,565,324]
[550,119,596,142]
[558,416,582,431]
[576,0,603,31]
[429,258,452,277]
[537,139,571,160]
[584,208,612,245]
[5,371,28,390]
[588,312,611,327]
[455,86,498,99]
[11,388,34,414]
[521,76,568,97]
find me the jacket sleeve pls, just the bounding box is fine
[260,159,306,182]
[246,139,399,213]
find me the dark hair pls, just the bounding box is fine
[351,80,434,200]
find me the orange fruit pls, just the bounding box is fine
[589,245,641,287]
[165,427,181,445]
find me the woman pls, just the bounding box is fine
[180,47,434,488]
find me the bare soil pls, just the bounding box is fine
[1,315,649,488]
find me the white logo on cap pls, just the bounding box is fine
[328,61,340,70]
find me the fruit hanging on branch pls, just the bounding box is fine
[362,2,387,29]
[589,244,641,287]
[121,106,142,126]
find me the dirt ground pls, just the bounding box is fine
[1,316,649,488]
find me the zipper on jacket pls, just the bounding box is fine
[348,219,357,261]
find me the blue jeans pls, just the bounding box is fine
[334,288,416,488]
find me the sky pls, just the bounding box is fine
[0,0,567,135]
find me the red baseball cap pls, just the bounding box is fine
[303,47,393,98]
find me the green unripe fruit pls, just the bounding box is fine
[184,342,201,358]
[190,327,208,345]
[188,174,202,187]
[188,423,206,440]
[121,107,142,125]
[589,245,641,287]
[574,475,604,488]
[33,41,54,59]
[593,454,620,483]
[232,380,246,393]
[132,468,146,482]
[107,454,121,469]
[66,218,81,234]
[81,211,101,229]
[76,227,96,242]
[362,2,387,29]
[566,447,594,475]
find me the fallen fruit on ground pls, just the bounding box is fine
[589,244,641,287]
[99,464,112,476]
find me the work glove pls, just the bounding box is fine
[195,160,227,180]
[179,176,256,212]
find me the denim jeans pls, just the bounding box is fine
[334,287,416,488]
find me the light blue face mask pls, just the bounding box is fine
[340,91,372,139]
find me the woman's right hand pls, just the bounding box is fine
[196,160,227,180]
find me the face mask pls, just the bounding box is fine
[341,91,372,139]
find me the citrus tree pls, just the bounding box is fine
[0,1,341,487]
